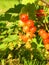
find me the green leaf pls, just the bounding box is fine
[3,34,18,43]
[24,59,28,65]
[0,0,20,12]
[0,43,7,50]
[0,36,4,39]
[32,38,38,44]
[32,37,44,51]
[1,59,5,65]
[22,0,36,4]
[1,31,7,35]
[29,61,32,65]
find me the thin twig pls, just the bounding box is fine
[41,0,49,7]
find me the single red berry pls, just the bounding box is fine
[48,33,49,38]
[43,38,49,45]
[38,29,48,39]
[38,9,44,14]
[20,14,28,22]
[26,20,34,27]
[38,29,45,36]
[44,44,49,50]
[26,32,35,38]
[30,26,36,33]
[22,35,28,42]
[41,32,48,39]
[36,9,46,17]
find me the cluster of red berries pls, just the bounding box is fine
[38,29,49,50]
[36,9,46,17]
[19,13,36,42]
[19,13,49,50]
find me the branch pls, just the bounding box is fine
[41,0,49,7]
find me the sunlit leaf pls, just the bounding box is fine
[0,43,7,50]
[22,0,36,4]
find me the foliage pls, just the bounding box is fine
[0,0,49,65]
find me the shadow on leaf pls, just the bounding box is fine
[5,4,25,13]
